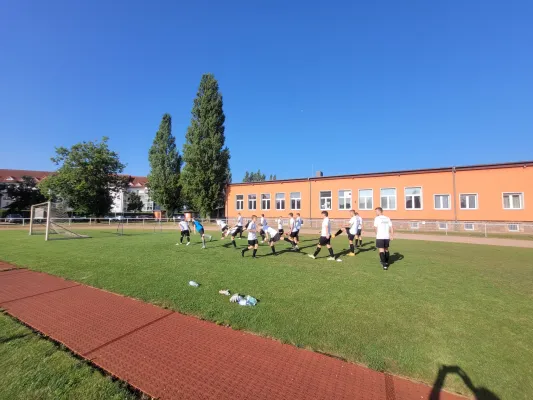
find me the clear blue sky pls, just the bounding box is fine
[1,0,532,181]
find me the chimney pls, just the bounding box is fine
[316,171,323,177]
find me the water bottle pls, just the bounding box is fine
[189,281,199,287]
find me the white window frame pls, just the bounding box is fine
[261,193,271,210]
[248,194,257,210]
[460,193,478,210]
[290,192,301,210]
[275,193,285,210]
[434,194,451,210]
[358,189,373,210]
[410,222,419,229]
[380,188,397,211]
[508,223,519,232]
[236,194,244,211]
[438,222,448,230]
[502,192,524,210]
[337,189,352,210]
[405,186,423,210]
[464,223,475,231]
[320,191,332,210]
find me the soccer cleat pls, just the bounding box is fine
[308,254,316,259]
[336,258,343,262]
[186,242,190,246]
[347,252,355,256]
[327,257,336,261]
[176,243,180,246]
[383,265,388,270]
[294,246,299,251]
[202,245,206,249]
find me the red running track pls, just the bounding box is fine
[0,265,465,400]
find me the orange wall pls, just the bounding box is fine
[226,165,533,222]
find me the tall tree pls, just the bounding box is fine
[38,137,128,217]
[181,74,231,217]
[126,192,144,212]
[148,114,182,215]
[242,169,266,182]
[6,176,46,213]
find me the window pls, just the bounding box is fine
[338,190,352,210]
[261,193,271,210]
[276,193,285,210]
[248,194,257,210]
[358,189,373,210]
[405,187,422,210]
[438,222,448,230]
[320,191,332,210]
[410,222,419,229]
[460,194,477,210]
[508,224,519,232]
[380,188,396,210]
[464,223,474,231]
[236,195,244,210]
[434,194,450,210]
[503,193,523,210]
[290,192,301,210]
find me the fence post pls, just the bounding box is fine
[22,218,25,226]
[69,219,71,226]
[127,218,129,224]
[484,223,487,238]
[108,219,111,225]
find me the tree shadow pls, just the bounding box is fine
[0,333,30,344]
[429,365,500,400]
[388,252,404,264]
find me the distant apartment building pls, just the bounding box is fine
[0,169,155,214]
[225,161,533,223]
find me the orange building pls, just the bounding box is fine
[225,161,533,223]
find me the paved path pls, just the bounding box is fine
[0,263,465,400]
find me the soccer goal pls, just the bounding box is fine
[29,201,90,241]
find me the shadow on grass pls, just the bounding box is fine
[429,365,500,400]
[388,252,404,264]
[0,333,30,344]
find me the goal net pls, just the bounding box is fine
[29,202,90,241]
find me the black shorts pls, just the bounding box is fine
[248,239,258,246]
[269,233,281,243]
[181,230,190,236]
[233,226,243,235]
[348,233,355,241]
[295,230,300,237]
[259,229,265,235]
[376,239,390,249]
[198,228,205,235]
[221,226,228,232]
[278,229,284,235]
[290,231,298,238]
[319,236,331,246]
[356,229,362,236]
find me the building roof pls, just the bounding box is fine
[228,161,533,186]
[0,169,148,186]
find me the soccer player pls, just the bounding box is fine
[295,213,303,241]
[346,210,358,256]
[277,216,284,235]
[216,219,229,239]
[284,212,299,250]
[259,214,267,243]
[374,207,393,270]
[237,213,244,239]
[265,225,281,255]
[176,219,191,246]
[308,211,341,261]
[355,212,363,247]
[241,215,259,258]
[192,218,207,249]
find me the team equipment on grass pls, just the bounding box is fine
[29,201,89,241]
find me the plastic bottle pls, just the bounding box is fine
[189,281,199,287]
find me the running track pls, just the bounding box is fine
[0,262,465,400]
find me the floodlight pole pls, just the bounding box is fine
[45,201,52,241]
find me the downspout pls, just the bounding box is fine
[452,166,457,222]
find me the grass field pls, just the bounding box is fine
[0,312,134,399]
[1,228,532,399]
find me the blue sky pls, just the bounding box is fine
[1,0,532,181]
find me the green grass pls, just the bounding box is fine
[1,229,532,399]
[0,312,135,400]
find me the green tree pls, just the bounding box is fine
[181,74,231,217]
[5,176,46,214]
[38,137,128,217]
[147,114,182,215]
[243,170,266,182]
[126,192,144,212]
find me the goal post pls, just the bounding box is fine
[29,201,90,241]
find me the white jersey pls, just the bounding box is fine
[247,221,257,240]
[260,217,267,229]
[216,220,227,229]
[277,218,283,230]
[356,215,363,229]
[266,226,278,237]
[348,216,358,235]
[179,221,189,231]
[289,217,298,232]
[237,215,243,227]
[295,217,302,230]
[374,215,392,239]
[321,217,331,237]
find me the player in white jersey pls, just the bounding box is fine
[241,215,259,258]
[346,210,358,256]
[236,213,244,239]
[308,211,341,261]
[295,213,303,241]
[176,220,191,246]
[264,226,281,255]
[354,212,363,247]
[216,219,229,239]
[259,214,267,243]
[230,213,244,248]
[374,207,393,270]
[283,212,299,250]
[277,216,284,235]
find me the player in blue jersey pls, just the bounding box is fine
[191,218,211,249]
